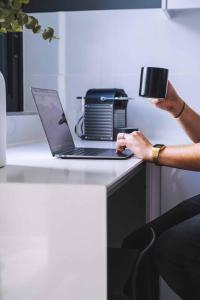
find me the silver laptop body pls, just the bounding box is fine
[31,88,132,160]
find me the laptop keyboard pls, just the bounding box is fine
[64,147,110,156]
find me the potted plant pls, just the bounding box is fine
[0,0,56,167]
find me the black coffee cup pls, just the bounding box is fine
[139,67,169,99]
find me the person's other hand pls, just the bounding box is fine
[116,131,153,161]
[150,81,185,117]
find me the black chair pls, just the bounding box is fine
[108,227,157,300]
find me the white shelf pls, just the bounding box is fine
[161,0,170,18]
[162,0,200,18]
[167,0,200,9]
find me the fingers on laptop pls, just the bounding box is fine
[116,133,127,153]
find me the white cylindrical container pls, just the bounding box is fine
[0,72,6,167]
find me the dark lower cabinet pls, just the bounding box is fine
[25,0,161,13]
[0,34,24,112]
[107,166,146,248]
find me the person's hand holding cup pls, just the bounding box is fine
[139,66,185,118]
[150,81,185,118]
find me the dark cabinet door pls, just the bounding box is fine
[25,0,161,13]
[0,34,24,112]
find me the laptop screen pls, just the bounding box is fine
[32,88,75,155]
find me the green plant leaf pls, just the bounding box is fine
[17,12,28,26]
[0,0,57,41]
[0,2,5,9]
[0,26,7,33]
[42,27,55,42]
[19,0,30,4]
[32,24,41,34]
[11,0,22,10]
[0,8,11,18]
[25,15,38,29]
[11,19,22,31]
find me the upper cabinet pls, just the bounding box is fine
[25,0,161,13]
[162,0,200,17]
[167,0,200,9]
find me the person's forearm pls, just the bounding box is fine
[171,97,200,143]
[157,143,200,171]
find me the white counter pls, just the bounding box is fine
[2,142,143,195]
[0,142,145,300]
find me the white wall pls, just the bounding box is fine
[23,12,67,112]
[22,8,200,143]
[23,9,200,143]
[63,8,200,144]
[7,115,45,147]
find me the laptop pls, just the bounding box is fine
[31,88,133,160]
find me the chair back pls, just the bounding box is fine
[108,227,156,300]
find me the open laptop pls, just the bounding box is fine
[31,88,133,159]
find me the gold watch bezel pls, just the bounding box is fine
[152,144,166,164]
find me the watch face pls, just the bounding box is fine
[153,144,164,148]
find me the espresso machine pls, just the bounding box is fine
[76,88,134,141]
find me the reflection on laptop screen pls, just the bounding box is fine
[32,88,75,155]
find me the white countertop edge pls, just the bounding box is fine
[3,142,144,191]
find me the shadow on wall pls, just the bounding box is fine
[169,9,200,34]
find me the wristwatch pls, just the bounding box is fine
[152,144,166,165]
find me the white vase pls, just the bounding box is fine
[0,72,6,167]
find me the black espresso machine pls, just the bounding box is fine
[76,89,134,141]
